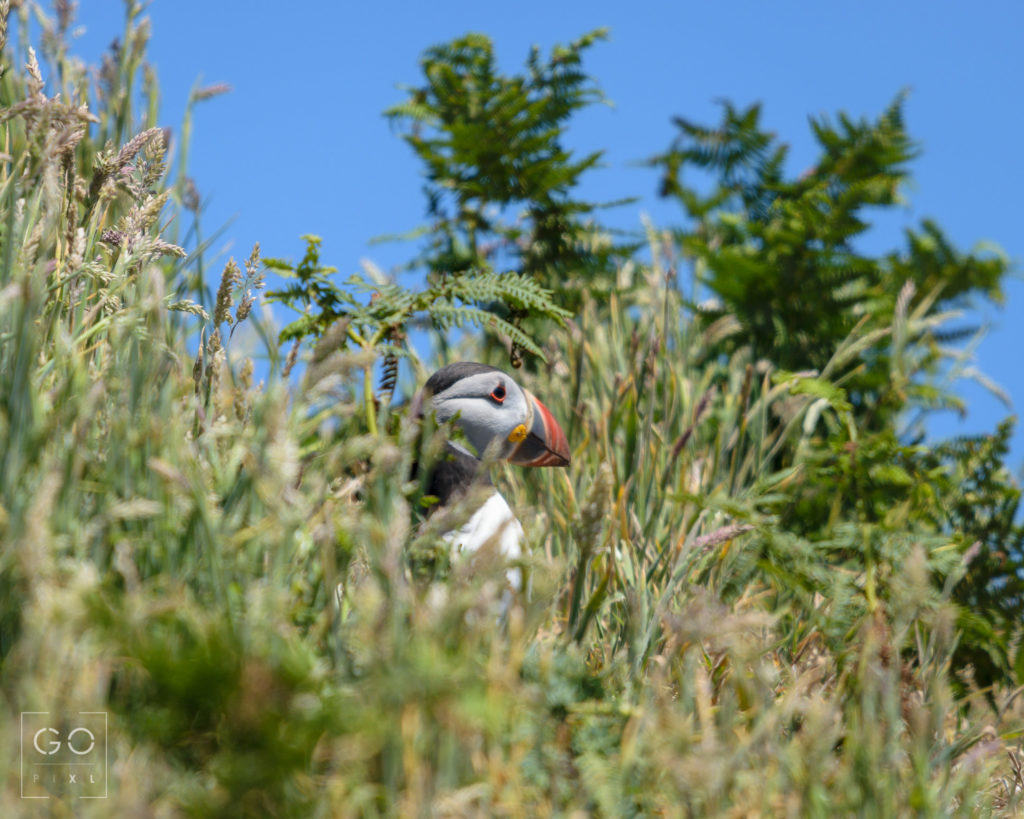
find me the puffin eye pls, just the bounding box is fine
[489,384,506,403]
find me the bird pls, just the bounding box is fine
[411,362,571,590]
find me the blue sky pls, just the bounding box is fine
[67,1,1023,469]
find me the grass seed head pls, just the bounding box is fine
[215,258,241,326]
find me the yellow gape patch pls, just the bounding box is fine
[507,424,528,443]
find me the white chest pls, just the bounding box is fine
[442,491,524,589]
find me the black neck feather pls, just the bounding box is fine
[425,444,491,508]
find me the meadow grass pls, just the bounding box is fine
[1,3,1023,816]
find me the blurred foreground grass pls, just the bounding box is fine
[1,3,1023,816]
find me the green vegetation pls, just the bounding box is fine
[1,2,1022,815]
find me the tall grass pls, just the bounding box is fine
[1,3,1022,816]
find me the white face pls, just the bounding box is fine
[429,370,533,460]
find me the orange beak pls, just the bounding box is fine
[509,391,571,467]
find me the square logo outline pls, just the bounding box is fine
[20,710,108,800]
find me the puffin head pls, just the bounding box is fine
[417,362,570,467]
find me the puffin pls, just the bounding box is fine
[412,362,571,589]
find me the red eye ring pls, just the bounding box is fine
[490,384,506,403]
